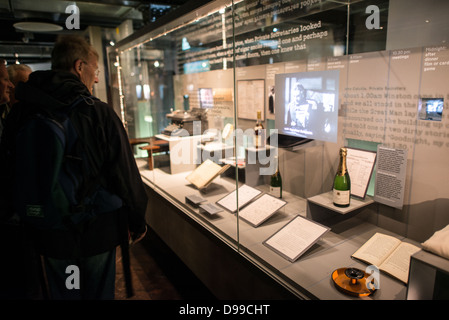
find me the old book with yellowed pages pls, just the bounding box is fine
[352,232,421,284]
[186,159,230,190]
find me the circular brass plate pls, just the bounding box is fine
[331,268,376,297]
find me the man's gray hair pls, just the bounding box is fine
[51,35,98,71]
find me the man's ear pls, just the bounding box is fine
[73,59,83,75]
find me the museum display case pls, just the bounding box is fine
[107,0,449,299]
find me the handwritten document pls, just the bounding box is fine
[346,148,377,198]
[264,215,330,262]
[216,184,262,213]
[239,194,287,227]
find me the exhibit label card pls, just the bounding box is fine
[374,146,407,209]
[199,203,223,216]
[263,215,330,262]
[185,194,207,208]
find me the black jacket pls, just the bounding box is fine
[0,70,147,258]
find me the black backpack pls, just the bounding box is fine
[12,96,123,231]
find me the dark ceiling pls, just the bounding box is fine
[0,0,192,65]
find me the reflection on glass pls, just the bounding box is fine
[418,97,444,121]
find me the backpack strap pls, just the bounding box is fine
[64,95,102,216]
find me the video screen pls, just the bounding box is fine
[274,70,340,143]
[418,97,444,121]
[199,88,214,109]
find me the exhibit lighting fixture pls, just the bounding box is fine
[120,0,240,53]
[115,55,127,127]
[13,21,63,32]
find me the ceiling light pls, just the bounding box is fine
[13,22,63,32]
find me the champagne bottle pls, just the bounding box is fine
[270,155,282,198]
[253,110,265,148]
[333,147,351,207]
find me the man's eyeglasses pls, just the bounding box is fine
[82,60,100,77]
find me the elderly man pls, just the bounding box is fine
[0,35,147,299]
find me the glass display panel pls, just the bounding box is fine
[108,0,449,299]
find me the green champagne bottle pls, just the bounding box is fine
[270,155,282,198]
[333,147,350,207]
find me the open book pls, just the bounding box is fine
[186,159,230,190]
[352,232,421,284]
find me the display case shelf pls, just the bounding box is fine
[308,191,374,215]
[138,160,407,300]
